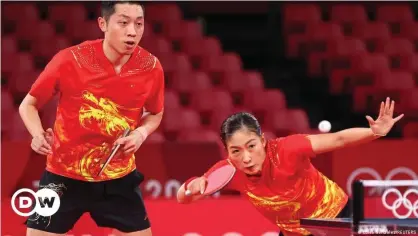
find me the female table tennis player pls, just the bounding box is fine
[177,97,403,236]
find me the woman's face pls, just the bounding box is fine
[226,128,267,175]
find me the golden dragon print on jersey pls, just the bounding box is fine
[74,91,136,180]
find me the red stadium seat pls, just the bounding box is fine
[327,39,367,80]
[1,36,17,54]
[146,131,166,143]
[403,122,418,138]
[384,39,414,56]
[8,70,40,96]
[376,5,414,23]
[190,90,234,112]
[286,109,311,133]
[198,54,223,73]
[1,88,16,138]
[159,53,192,75]
[184,37,223,58]
[308,22,344,42]
[15,21,56,41]
[307,37,341,77]
[245,71,265,90]
[3,3,39,23]
[377,71,415,90]
[9,111,31,141]
[330,4,367,24]
[223,71,264,93]
[48,3,87,24]
[221,53,243,73]
[171,71,212,93]
[400,89,418,114]
[164,90,181,110]
[329,52,389,95]
[351,22,390,52]
[66,20,103,42]
[353,82,414,113]
[241,89,287,112]
[141,22,154,40]
[207,108,237,131]
[165,20,202,41]
[264,110,290,132]
[397,21,418,40]
[141,36,172,56]
[306,23,347,76]
[390,54,418,72]
[32,36,71,60]
[162,108,201,133]
[145,4,182,24]
[1,88,15,112]
[12,53,36,74]
[1,53,18,75]
[293,22,343,59]
[337,38,367,56]
[283,4,322,35]
[177,129,219,143]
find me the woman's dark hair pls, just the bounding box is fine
[220,112,262,146]
[101,1,145,21]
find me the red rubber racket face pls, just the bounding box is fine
[203,164,236,195]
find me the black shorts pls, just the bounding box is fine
[26,170,150,234]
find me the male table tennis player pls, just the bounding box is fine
[18,1,163,236]
[178,98,403,236]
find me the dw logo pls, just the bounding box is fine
[11,188,60,217]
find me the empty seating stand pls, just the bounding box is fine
[283,3,418,138]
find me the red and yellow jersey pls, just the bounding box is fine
[206,134,348,235]
[29,39,164,182]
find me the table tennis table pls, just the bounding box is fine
[301,180,418,235]
[300,218,418,236]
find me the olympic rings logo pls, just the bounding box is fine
[346,167,418,196]
[382,188,418,219]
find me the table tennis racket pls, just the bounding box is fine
[97,128,131,177]
[185,164,236,196]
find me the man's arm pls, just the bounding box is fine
[135,110,164,137]
[19,51,66,154]
[137,57,165,137]
[307,98,403,155]
[19,95,48,138]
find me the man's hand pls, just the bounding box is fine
[366,97,404,137]
[31,128,54,155]
[114,128,147,156]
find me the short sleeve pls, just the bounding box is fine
[144,58,164,114]
[278,134,316,170]
[29,50,67,107]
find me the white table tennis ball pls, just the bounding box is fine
[318,120,331,133]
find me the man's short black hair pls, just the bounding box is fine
[101,1,145,21]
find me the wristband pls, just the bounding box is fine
[134,127,148,142]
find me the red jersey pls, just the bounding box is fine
[205,134,348,235]
[29,39,164,182]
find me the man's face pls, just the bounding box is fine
[98,3,144,55]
